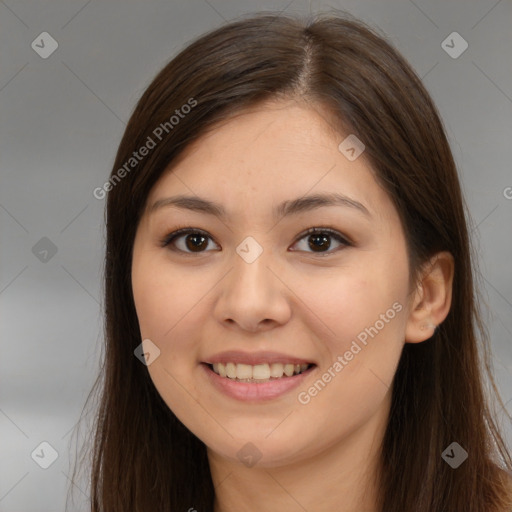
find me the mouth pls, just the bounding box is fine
[202,361,316,401]
[201,351,317,401]
[205,362,315,383]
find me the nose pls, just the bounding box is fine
[213,244,292,333]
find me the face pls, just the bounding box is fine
[131,99,412,468]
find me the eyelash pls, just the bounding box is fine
[160,225,352,257]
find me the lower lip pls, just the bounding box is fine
[201,363,316,402]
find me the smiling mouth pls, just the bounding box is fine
[206,362,315,383]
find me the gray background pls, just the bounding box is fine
[1,0,511,510]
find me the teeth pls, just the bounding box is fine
[236,364,252,380]
[225,362,236,378]
[270,363,284,378]
[252,364,270,380]
[283,363,295,377]
[211,362,310,380]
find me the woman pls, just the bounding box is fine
[72,11,512,512]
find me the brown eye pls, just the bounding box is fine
[291,227,351,255]
[161,228,219,254]
[182,233,209,252]
[161,226,351,256]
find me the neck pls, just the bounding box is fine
[208,394,389,512]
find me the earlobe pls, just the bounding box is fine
[404,251,454,344]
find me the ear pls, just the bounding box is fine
[405,251,454,343]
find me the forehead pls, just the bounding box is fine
[145,100,393,224]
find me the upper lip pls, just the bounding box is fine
[204,350,316,366]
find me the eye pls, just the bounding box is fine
[160,227,219,254]
[291,227,351,255]
[160,226,351,256]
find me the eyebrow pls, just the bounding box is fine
[148,192,371,220]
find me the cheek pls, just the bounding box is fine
[131,253,209,420]
[292,253,408,399]
[131,251,214,398]
[131,270,170,340]
[132,250,198,340]
[291,278,405,444]
[293,258,408,344]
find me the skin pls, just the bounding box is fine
[131,98,454,512]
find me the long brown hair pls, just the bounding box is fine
[68,11,512,511]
